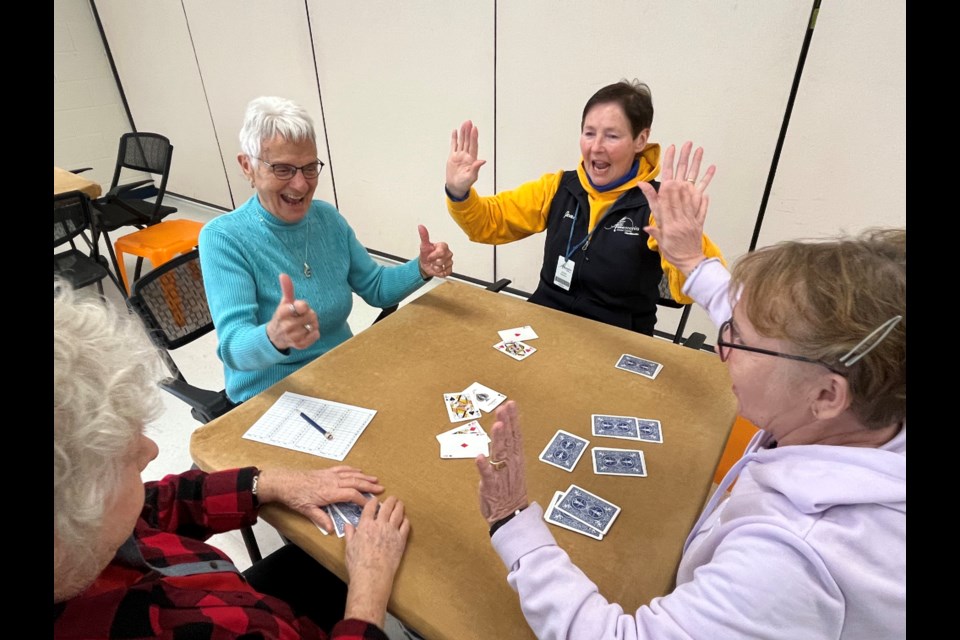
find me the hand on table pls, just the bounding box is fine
[343,496,411,628]
[266,273,320,351]
[640,141,716,276]
[255,466,383,534]
[445,120,486,199]
[417,224,454,279]
[476,401,529,525]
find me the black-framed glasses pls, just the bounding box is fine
[255,158,324,180]
[716,318,843,374]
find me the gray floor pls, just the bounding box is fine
[79,195,443,639]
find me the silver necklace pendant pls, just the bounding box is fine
[304,262,313,278]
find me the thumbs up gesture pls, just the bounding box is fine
[417,224,454,279]
[267,273,320,351]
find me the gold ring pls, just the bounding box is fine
[489,459,507,471]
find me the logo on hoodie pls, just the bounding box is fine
[563,210,576,220]
[604,217,640,236]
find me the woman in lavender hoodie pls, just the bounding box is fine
[475,143,906,639]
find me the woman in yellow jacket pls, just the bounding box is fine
[445,80,723,335]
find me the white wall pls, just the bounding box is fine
[68,0,906,341]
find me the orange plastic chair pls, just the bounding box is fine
[713,415,760,486]
[114,219,205,294]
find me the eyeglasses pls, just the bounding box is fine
[255,158,324,180]
[716,318,843,374]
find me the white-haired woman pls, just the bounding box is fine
[54,282,411,639]
[473,145,906,638]
[199,96,455,403]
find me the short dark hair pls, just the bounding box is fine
[581,80,654,138]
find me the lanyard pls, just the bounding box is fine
[564,203,588,261]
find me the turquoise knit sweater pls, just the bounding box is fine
[198,195,426,402]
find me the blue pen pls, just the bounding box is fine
[299,411,333,440]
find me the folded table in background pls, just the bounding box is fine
[191,280,737,640]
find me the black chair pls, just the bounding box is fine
[54,191,124,296]
[92,133,178,292]
[657,274,706,349]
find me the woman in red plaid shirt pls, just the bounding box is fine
[54,281,411,639]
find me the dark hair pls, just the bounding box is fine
[581,80,654,138]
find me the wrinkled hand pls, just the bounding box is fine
[445,120,487,199]
[256,466,383,534]
[417,224,454,278]
[343,496,411,628]
[639,141,715,276]
[266,273,320,351]
[476,401,529,525]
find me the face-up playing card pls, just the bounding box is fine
[544,490,603,540]
[497,325,539,343]
[538,429,589,472]
[636,418,664,444]
[437,421,491,458]
[592,447,647,477]
[615,354,663,380]
[326,505,348,538]
[591,414,641,440]
[556,484,621,535]
[464,382,507,413]
[443,392,482,422]
[493,340,537,361]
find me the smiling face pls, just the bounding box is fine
[239,134,319,223]
[580,102,649,187]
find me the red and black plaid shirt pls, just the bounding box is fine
[54,467,386,640]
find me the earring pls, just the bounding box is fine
[250,180,255,188]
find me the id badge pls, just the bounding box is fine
[554,256,575,291]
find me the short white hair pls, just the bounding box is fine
[239,96,317,167]
[53,281,164,592]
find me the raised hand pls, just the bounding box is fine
[255,466,383,534]
[418,224,454,278]
[445,120,487,199]
[476,401,529,525]
[343,496,411,628]
[639,141,715,276]
[266,273,320,351]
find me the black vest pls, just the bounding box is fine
[528,171,662,334]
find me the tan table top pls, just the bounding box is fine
[191,280,736,639]
[54,166,102,199]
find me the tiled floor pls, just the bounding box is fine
[76,195,441,639]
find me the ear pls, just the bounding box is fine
[633,128,651,153]
[238,154,255,182]
[809,373,852,421]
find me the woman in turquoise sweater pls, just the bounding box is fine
[199,96,454,403]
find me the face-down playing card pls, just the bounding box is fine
[544,490,603,540]
[555,484,621,535]
[615,354,663,379]
[592,447,647,477]
[591,414,641,440]
[538,429,589,472]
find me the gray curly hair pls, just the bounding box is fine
[54,281,164,595]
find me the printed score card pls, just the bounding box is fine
[242,391,377,461]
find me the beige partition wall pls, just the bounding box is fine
[181,0,335,209]
[94,0,231,207]
[307,0,496,279]
[758,0,907,246]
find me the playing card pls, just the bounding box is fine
[437,421,491,458]
[538,429,589,472]
[544,490,603,540]
[556,484,621,535]
[493,340,537,361]
[443,392,481,422]
[591,414,641,440]
[436,420,490,443]
[331,492,376,528]
[592,447,647,477]
[497,325,539,342]
[636,419,664,444]
[615,354,663,380]
[326,505,348,538]
[464,382,507,413]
